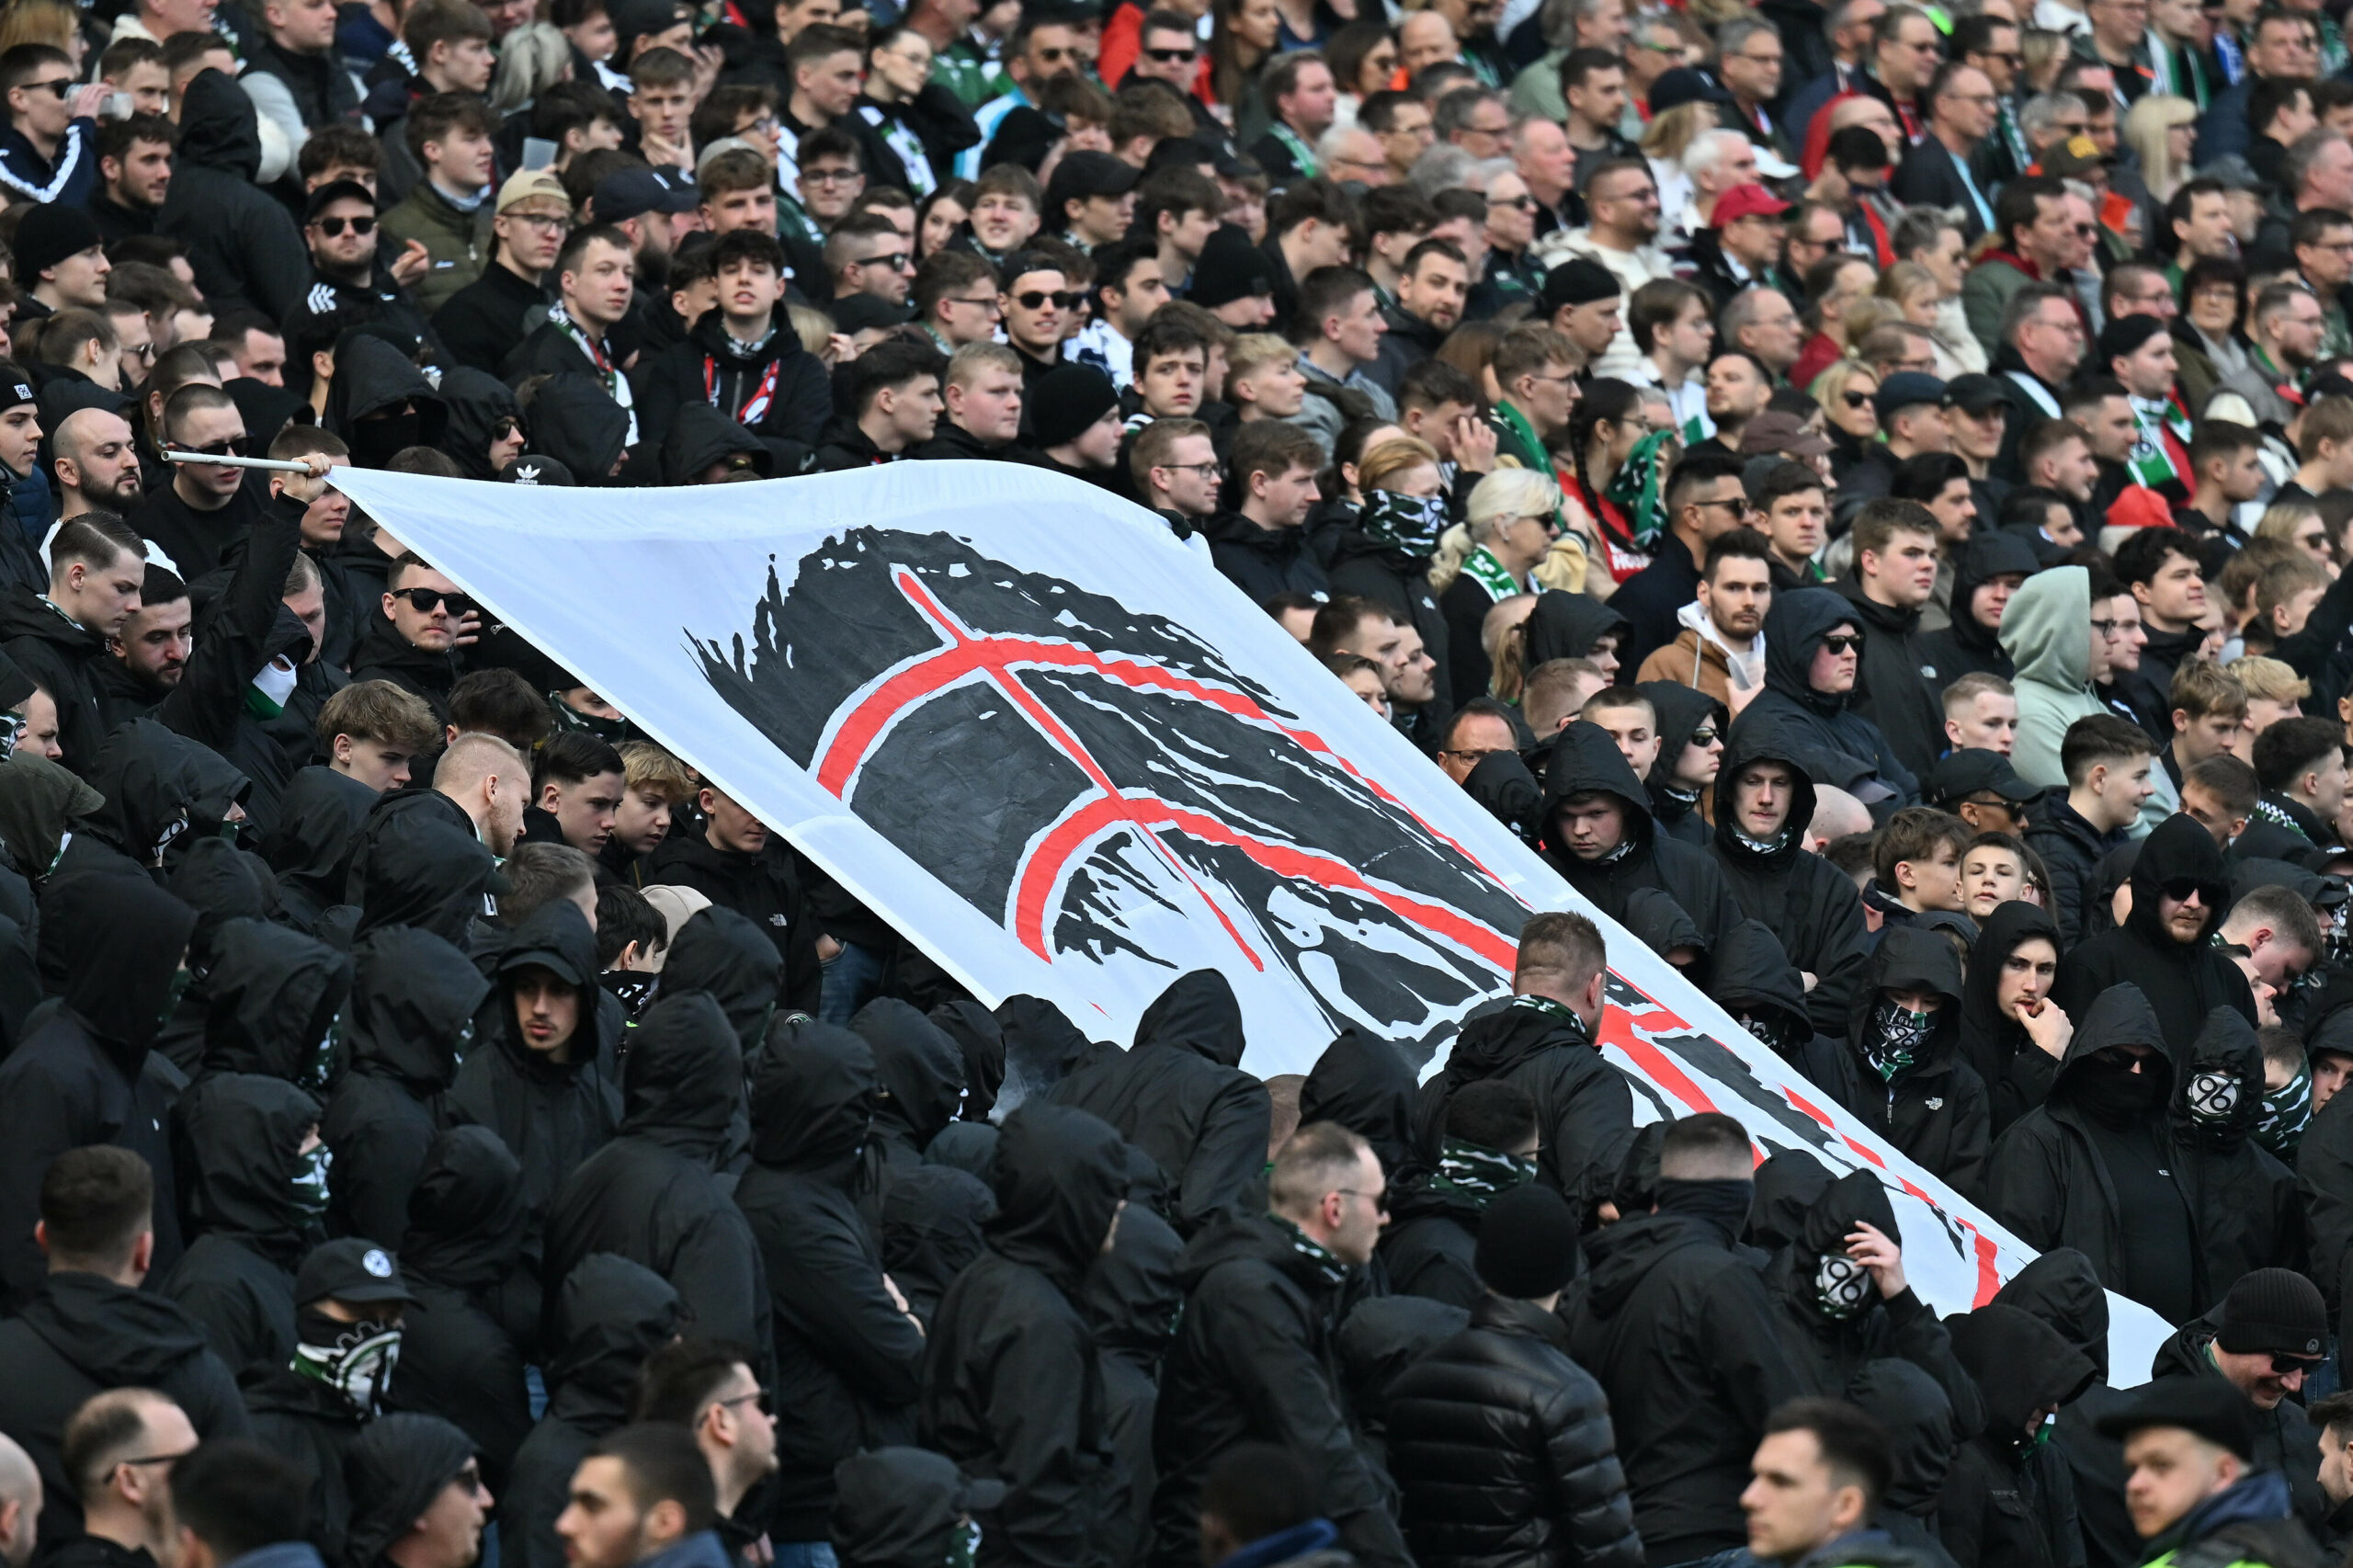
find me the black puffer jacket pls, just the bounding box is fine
[322,926,491,1246]
[1150,1209,1413,1568]
[737,1018,926,1541]
[2052,813,2254,1056]
[1825,927,1991,1199]
[498,1256,680,1568]
[543,991,767,1351]
[1558,1184,1813,1568]
[1939,1305,2096,1568]
[1726,587,1919,806]
[156,70,307,318]
[921,1104,1130,1568]
[388,1126,535,1493]
[1419,994,1632,1214]
[2167,1006,2302,1307]
[1708,734,1870,1039]
[1050,970,1270,1234]
[1385,1294,1645,1568]
[160,1071,319,1376]
[1531,722,1745,948]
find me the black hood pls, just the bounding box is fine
[1624,886,1706,963]
[346,1415,477,1568]
[1793,1166,1902,1262]
[324,332,449,453]
[438,369,520,482]
[831,1449,993,1568]
[20,1273,219,1387]
[40,872,196,1057]
[176,1071,322,1259]
[1133,969,1247,1069]
[1337,1294,1472,1424]
[987,1103,1130,1291]
[84,720,240,868]
[1959,902,2061,1080]
[929,1000,1005,1121]
[200,919,351,1085]
[925,1120,996,1179]
[1638,682,1725,801]
[1993,1244,2110,1383]
[1947,531,2042,653]
[2051,983,2172,1102]
[1749,1149,1833,1253]
[529,374,631,483]
[1463,749,1543,837]
[1711,921,1814,1042]
[749,1016,875,1170]
[1846,1358,1960,1516]
[618,990,740,1156]
[1442,992,1591,1088]
[1948,1302,2096,1439]
[173,68,261,176]
[1761,587,1861,714]
[494,901,609,1062]
[547,1252,682,1416]
[855,998,967,1147]
[1711,735,1819,869]
[881,1164,994,1307]
[661,907,782,1051]
[403,1125,529,1290]
[1522,590,1629,668]
[1533,721,1654,860]
[1301,1029,1419,1180]
[993,994,1095,1115]
[256,767,372,910]
[661,403,771,485]
[347,926,490,1093]
[1082,1199,1183,1357]
[1845,926,1964,1074]
[2171,1006,2266,1148]
[2125,813,2232,949]
[0,752,99,882]
[352,812,497,947]
[168,837,279,967]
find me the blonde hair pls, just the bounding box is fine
[1225,332,1294,392]
[1467,467,1562,545]
[787,304,836,359]
[617,741,697,803]
[1876,260,1941,310]
[1839,294,1905,346]
[2122,93,2200,202]
[2019,27,2069,94]
[1638,100,1716,163]
[2233,655,2313,703]
[490,21,573,113]
[1358,435,1442,494]
[0,0,77,56]
[2256,499,2325,545]
[1808,356,1880,418]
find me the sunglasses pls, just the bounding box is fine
[1688,727,1719,747]
[2158,877,2209,903]
[1488,193,1537,210]
[23,78,69,98]
[313,213,376,237]
[393,586,476,616]
[187,437,251,459]
[1841,390,1872,409]
[855,252,912,271]
[1142,43,1198,61]
[1013,290,1077,310]
[2272,1353,2325,1375]
[1819,634,1863,653]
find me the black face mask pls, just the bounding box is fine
[350,410,421,471]
[2071,1051,2166,1124]
[1654,1177,1754,1238]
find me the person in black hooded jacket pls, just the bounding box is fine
[499,1254,681,1568]
[1992,1247,2141,1568]
[1729,586,1921,809]
[155,71,307,319]
[831,1449,1010,1568]
[1959,902,2070,1136]
[1637,682,1724,848]
[1844,1358,1966,1568]
[1517,591,1631,701]
[543,991,766,1354]
[525,373,636,484]
[855,997,969,1192]
[40,720,226,892]
[1049,969,1271,1237]
[0,874,197,1311]
[882,1163,995,1329]
[1085,1202,1184,1568]
[1299,1028,1423,1188]
[256,766,370,935]
[2052,813,2256,1057]
[386,1126,534,1494]
[194,918,349,1090]
[349,810,501,953]
[1920,530,2040,688]
[1531,721,1746,949]
[1939,1303,2097,1568]
[737,1018,927,1555]
[321,926,491,1248]
[344,1412,483,1568]
[1760,1168,1985,1435]
[159,1072,322,1377]
[923,1103,1130,1568]
[448,901,621,1267]
[1813,926,1992,1199]
[324,332,452,473]
[432,369,522,482]
[2168,1007,2302,1308]
[1990,983,2204,1326]
[1710,738,1870,1040]
[658,404,774,486]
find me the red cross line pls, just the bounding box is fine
[809,567,1522,975]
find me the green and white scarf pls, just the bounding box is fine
[1430,1138,1537,1202]
[1461,545,1519,602]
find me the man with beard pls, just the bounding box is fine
[1635,528,1769,712]
[2053,813,2256,1056]
[281,181,434,364]
[595,165,697,302]
[2212,283,2325,431]
[88,115,171,250]
[1370,240,1468,394]
[50,409,142,523]
[1698,350,1772,459]
[94,569,187,733]
[56,1389,199,1568]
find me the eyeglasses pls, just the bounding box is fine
[1487,193,1537,210]
[854,252,912,271]
[713,1388,775,1416]
[313,213,376,237]
[1818,634,1863,653]
[505,210,569,232]
[393,586,476,616]
[2089,617,2123,639]
[1334,1187,1390,1214]
[1439,744,1517,763]
[1142,43,1199,62]
[113,1450,197,1472]
[187,437,251,458]
[1012,290,1077,310]
[946,294,1001,312]
[1160,460,1222,477]
[802,166,862,187]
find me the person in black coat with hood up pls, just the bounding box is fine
[1384,1183,1645,1568]
[923,1104,1130,1568]
[1709,736,1870,1040]
[736,1018,927,1554]
[1920,530,2040,688]
[1992,1248,2141,1568]
[2052,813,2256,1057]
[155,71,307,319]
[1958,902,2070,1137]
[2167,1007,2303,1311]
[1530,722,1746,949]
[160,1072,323,1378]
[1939,1303,2097,1568]
[1638,682,1724,848]
[1729,586,1921,809]
[1049,970,1270,1237]
[1816,926,1993,1200]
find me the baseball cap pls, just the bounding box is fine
[2041,133,2113,178]
[1737,411,1832,459]
[1648,66,1732,113]
[1713,183,1790,225]
[596,165,699,223]
[1925,748,2040,811]
[296,1239,419,1308]
[1872,370,1949,422]
[303,178,378,222]
[2094,1376,2258,1460]
[1945,372,2008,415]
[496,167,572,215]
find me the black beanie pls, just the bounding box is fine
[1188,223,1277,310]
[2097,312,2166,365]
[14,202,100,281]
[1475,1183,1581,1300]
[1029,365,1120,448]
[2214,1267,2328,1357]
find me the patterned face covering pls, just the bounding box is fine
[1358,489,1452,557]
[1432,1139,1538,1202]
[293,1311,402,1415]
[1737,1012,1800,1056]
[1861,997,1937,1081]
[1603,430,1677,549]
[2254,1064,2313,1157]
[1812,1252,1872,1319]
[2183,1067,2240,1127]
[290,1142,332,1224]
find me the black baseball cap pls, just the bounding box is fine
[1925,748,2040,811]
[2094,1376,2257,1460]
[595,166,699,224]
[303,178,379,221]
[1945,373,2008,415]
[295,1238,419,1308]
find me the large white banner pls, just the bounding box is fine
[330,461,2172,1380]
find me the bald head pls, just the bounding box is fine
[52,407,143,515]
[0,1432,41,1568]
[1806,784,1874,849]
[55,406,130,466]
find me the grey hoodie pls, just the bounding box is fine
[1997,566,2107,790]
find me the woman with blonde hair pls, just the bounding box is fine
[2123,94,2199,203]
[0,0,80,66]
[2019,28,2070,95]
[1810,357,1883,485]
[2255,498,2334,574]
[1435,468,1576,702]
[490,21,574,114]
[1640,102,1717,225]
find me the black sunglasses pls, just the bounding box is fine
[1818,634,1863,653]
[1840,390,1872,409]
[313,213,376,237]
[1013,289,1077,310]
[2159,877,2209,903]
[24,79,68,98]
[2272,1352,2325,1375]
[188,437,251,459]
[393,586,476,616]
[1142,43,1198,61]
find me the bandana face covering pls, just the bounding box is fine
[1358,489,1452,557]
[1813,1251,1872,1319]
[1604,430,1677,549]
[2255,1064,2313,1157]
[1862,998,1936,1081]
[290,1142,332,1224]
[1738,1012,1798,1056]
[2183,1067,2240,1127]
[1432,1138,1538,1202]
[293,1309,402,1415]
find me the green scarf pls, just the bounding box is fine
[1429,1138,1537,1203]
[1604,430,1676,550]
[1490,401,1547,472]
[1273,1215,1347,1287]
[1359,488,1452,557]
[1461,545,1519,602]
